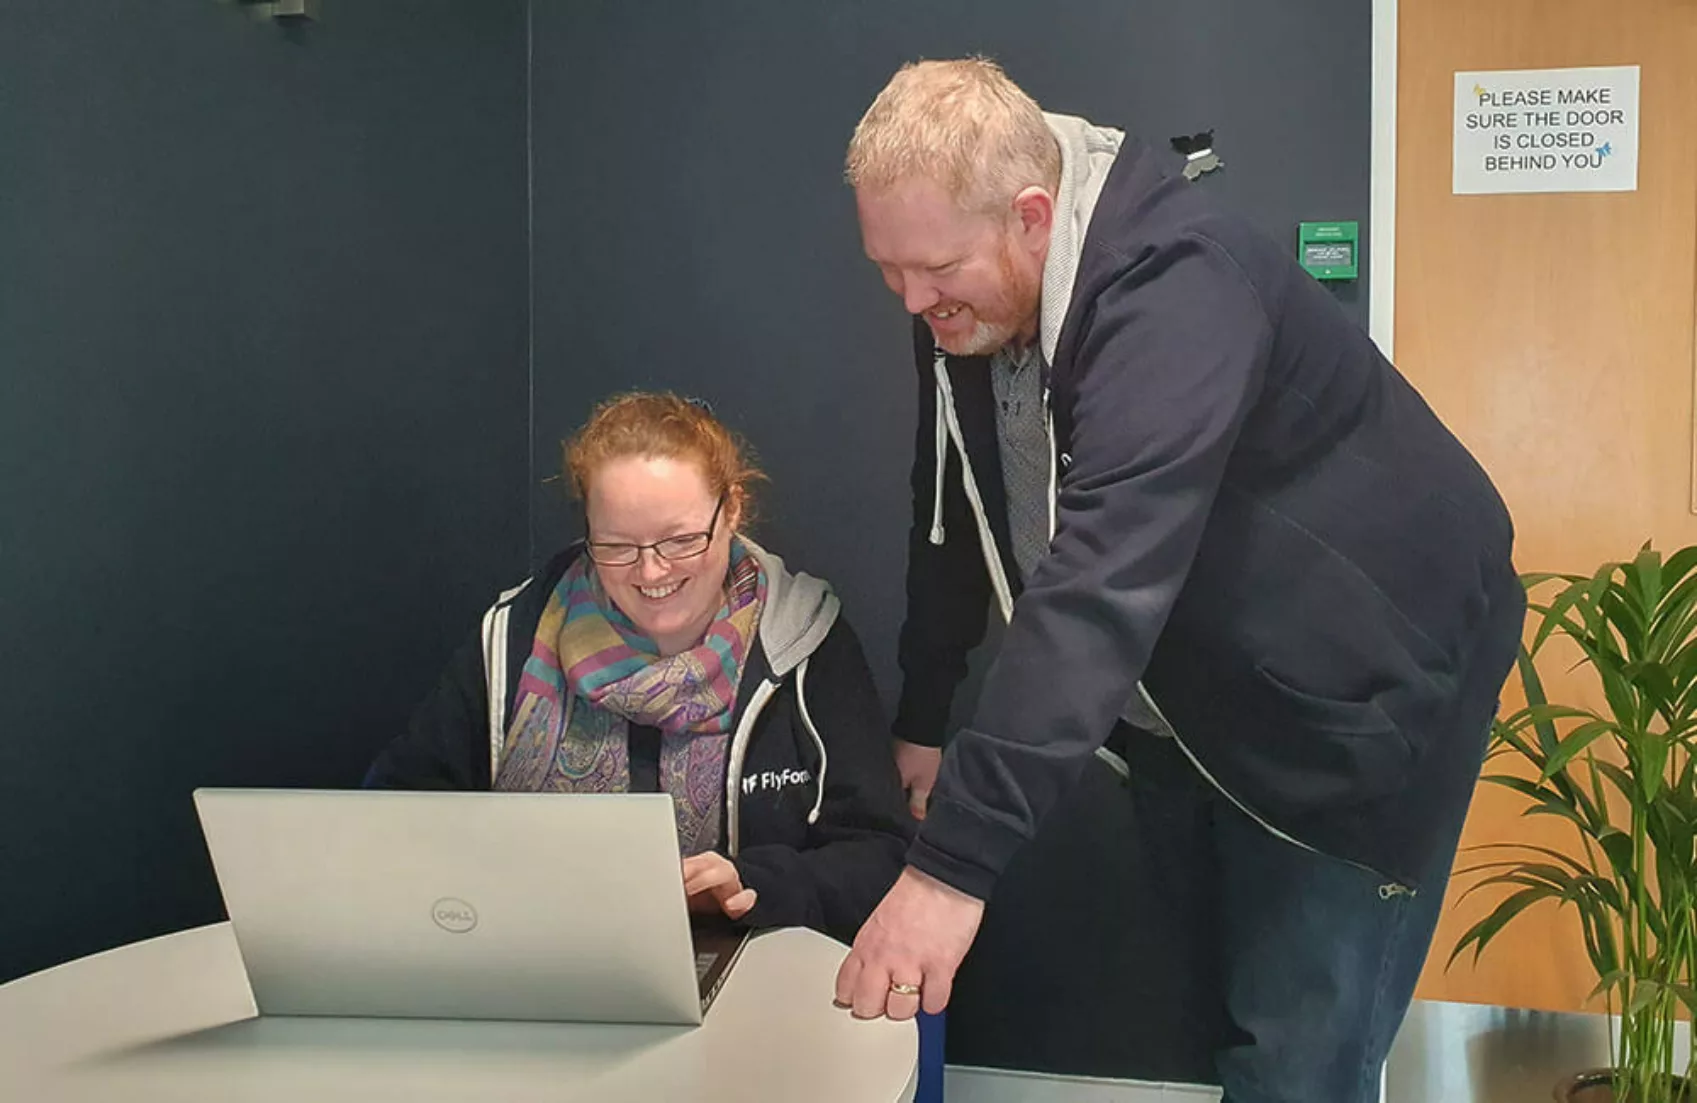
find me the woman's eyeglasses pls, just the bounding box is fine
[584,494,725,566]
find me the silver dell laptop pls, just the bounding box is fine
[192,788,750,1025]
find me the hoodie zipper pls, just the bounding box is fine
[724,677,779,857]
[722,667,831,854]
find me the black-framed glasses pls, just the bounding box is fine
[584,493,726,567]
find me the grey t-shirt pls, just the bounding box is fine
[990,340,1052,587]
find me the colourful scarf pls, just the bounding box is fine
[493,539,765,855]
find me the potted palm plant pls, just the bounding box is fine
[1450,544,1697,1101]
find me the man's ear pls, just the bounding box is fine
[1010,185,1055,249]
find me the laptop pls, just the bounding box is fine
[192,788,752,1025]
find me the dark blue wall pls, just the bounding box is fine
[0,0,530,982]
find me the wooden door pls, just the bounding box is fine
[1396,0,1697,1011]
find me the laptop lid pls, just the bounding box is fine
[193,788,731,1025]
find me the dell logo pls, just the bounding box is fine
[431,897,478,934]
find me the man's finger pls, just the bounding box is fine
[834,948,864,1007]
[907,786,930,820]
[851,957,891,1020]
[884,979,922,1022]
[920,965,954,1016]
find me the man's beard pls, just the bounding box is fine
[943,316,1022,357]
[933,239,1041,357]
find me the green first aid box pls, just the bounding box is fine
[1298,221,1358,281]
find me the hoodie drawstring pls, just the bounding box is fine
[931,352,1016,622]
[929,356,948,545]
[794,657,829,825]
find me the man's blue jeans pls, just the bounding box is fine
[1119,725,1471,1103]
[1210,786,1455,1103]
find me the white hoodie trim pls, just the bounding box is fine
[724,677,779,856]
[932,350,1016,623]
[1038,113,1125,366]
[482,578,532,781]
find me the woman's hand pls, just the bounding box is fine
[682,852,758,920]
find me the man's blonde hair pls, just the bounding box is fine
[845,57,1061,215]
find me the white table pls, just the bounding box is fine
[1,923,918,1102]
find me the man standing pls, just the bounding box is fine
[833,58,1525,1102]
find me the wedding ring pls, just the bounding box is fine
[888,981,921,997]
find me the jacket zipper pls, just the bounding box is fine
[1133,678,1415,896]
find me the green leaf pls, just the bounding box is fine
[1668,644,1697,719]
[1588,968,1630,1003]
[1481,865,1581,893]
[1626,546,1663,627]
[1482,775,1597,835]
[1448,884,1561,969]
[1602,589,1649,665]
[1531,571,1612,657]
[1598,830,1638,888]
[1626,978,1663,1015]
[1454,870,1568,905]
[1461,841,1597,876]
[1577,563,1625,650]
[1649,586,1697,666]
[1577,902,1621,985]
[1489,720,1540,764]
[1522,570,1587,591]
[1638,738,1670,803]
[1553,766,1607,833]
[1513,646,1560,759]
[1595,760,1637,806]
[1542,720,1619,782]
[1656,545,1697,594]
[1624,660,1678,719]
[1508,703,1604,730]
[1492,701,1603,772]
[1585,645,1647,735]
[1591,903,1622,982]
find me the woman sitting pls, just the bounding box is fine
[365,391,911,942]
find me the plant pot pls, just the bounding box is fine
[1554,1069,1693,1102]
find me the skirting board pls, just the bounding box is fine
[943,1066,1221,1103]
